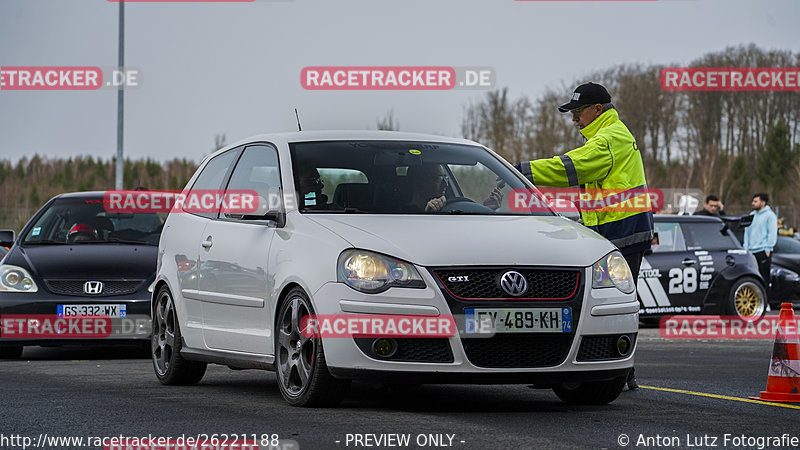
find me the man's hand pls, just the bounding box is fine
[483,187,503,210]
[425,196,446,212]
[513,163,523,172]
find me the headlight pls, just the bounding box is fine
[0,264,39,293]
[592,252,635,294]
[337,249,425,294]
[773,267,800,282]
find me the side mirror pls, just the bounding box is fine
[237,195,285,227]
[0,229,15,248]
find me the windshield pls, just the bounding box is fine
[290,140,553,216]
[22,196,165,246]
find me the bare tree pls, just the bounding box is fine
[214,133,228,151]
[376,109,400,131]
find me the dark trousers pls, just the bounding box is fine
[753,251,771,288]
[623,252,644,281]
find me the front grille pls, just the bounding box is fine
[461,334,574,368]
[354,338,454,363]
[577,334,637,361]
[44,280,145,296]
[433,268,579,300]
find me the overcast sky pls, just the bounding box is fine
[0,0,798,164]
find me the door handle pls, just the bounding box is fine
[201,237,213,249]
[681,259,696,265]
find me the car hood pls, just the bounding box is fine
[306,214,614,267]
[8,244,157,280]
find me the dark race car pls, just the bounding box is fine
[0,191,162,359]
[637,215,766,320]
[768,235,800,306]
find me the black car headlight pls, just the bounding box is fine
[592,252,635,294]
[773,267,800,282]
[337,249,425,294]
[0,264,39,293]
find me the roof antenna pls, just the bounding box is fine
[294,108,302,131]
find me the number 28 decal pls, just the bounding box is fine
[668,267,697,294]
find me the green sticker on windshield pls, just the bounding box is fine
[409,149,421,155]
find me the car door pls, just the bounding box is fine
[638,221,700,315]
[681,220,741,308]
[198,144,281,354]
[168,149,240,345]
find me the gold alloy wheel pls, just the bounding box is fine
[734,281,764,319]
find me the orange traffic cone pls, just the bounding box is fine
[750,303,800,402]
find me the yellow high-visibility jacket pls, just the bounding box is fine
[518,108,654,254]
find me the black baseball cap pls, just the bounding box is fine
[558,82,612,112]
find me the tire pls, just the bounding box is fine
[0,346,23,359]
[727,276,766,320]
[552,376,626,405]
[275,287,350,407]
[152,286,207,385]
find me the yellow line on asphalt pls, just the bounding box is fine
[639,385,800,410]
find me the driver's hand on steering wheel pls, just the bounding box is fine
[482,187,503,210]
[425,196,446,212]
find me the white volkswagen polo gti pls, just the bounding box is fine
[152,131,639,406]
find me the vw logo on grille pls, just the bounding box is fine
[83,281,103,295]
[500,271,527,297]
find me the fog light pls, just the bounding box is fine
[616,335,632,356]
[372,338,397,358]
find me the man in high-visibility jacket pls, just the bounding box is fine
[515,82,653,390]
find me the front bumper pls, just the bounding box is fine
[313,266,638,380]
[0,291,151,346]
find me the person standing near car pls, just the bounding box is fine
[514,82,653,390]
[743,193,778,288]
[693,195,726,216]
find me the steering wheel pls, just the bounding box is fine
[438,197,495,214]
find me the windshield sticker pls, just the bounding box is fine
[31,227,41,236]
[409,149,421,155]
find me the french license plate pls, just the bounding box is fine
[464,307,571,334]
[57,304,127,318]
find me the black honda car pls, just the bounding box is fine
[0,192,162,359]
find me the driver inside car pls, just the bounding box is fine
[405,164,449,212]
[405,164,505,213]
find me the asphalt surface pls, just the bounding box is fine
[1,326,798,450]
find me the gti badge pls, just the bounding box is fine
[84,281,103,295]
[448,275,470,282]
[500,271,527,297]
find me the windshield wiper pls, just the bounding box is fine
[24,239,66,245]
[104,237,158,245]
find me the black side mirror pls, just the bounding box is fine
[0,229,15,248]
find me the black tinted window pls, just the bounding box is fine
[682,222,738,251]
[775,236,800,254]
[23,197,164,246]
